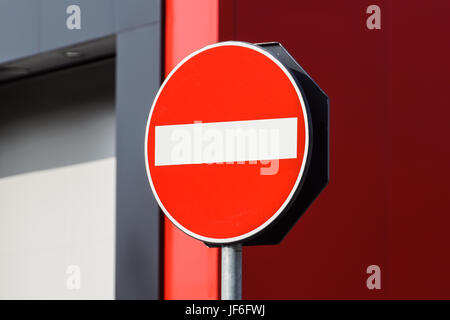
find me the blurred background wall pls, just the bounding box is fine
[0,60,116,299]
[0,0,162,299]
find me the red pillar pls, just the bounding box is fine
[163,0,220,300]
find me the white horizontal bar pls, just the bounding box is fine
[154,117,297,166]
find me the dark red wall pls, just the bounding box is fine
[389,0,450,299]
[163,0,450,299]
[228,0,450,299]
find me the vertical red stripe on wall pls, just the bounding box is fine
[164,0,220,300]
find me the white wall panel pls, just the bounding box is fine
[0,158,115,299]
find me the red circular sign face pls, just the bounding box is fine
[145,41,309,244]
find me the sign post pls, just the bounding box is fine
[221,244,242,300]
[145,41,329,299]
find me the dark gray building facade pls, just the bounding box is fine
[0,0,162,299]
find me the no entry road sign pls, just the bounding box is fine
[145,41,329,245]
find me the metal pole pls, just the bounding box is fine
[221,244,242,300]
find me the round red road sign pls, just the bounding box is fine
[145,41,310,244]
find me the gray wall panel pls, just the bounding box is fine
[0,0,162,299]
[0,57,116,299]
[40,0,115,52]
[0,59,116,178]
[115,23,161,299]
[0,0,161,64]
[114,0,161,32]
[0,0,40,62]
